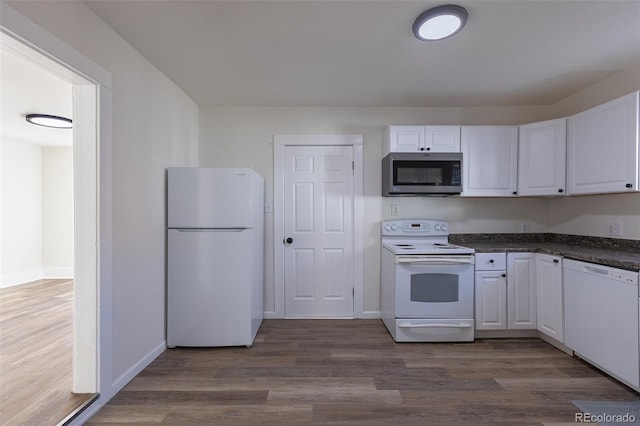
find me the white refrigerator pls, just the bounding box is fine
[166,167,264,347]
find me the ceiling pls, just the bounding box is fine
[1,49,73,147]
[81,0,640,107]
[2,0,639,147]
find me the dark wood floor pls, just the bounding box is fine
[0,279,93,425]
[87,319,638,425]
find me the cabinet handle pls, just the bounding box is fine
[501,273,506,277]
[489,259,494,263]
[626,183,633,188]
[512,191,517,195]
[419,147,425,151]
[553,259,559,264]
[558,189,564,193]
[426,147,431,151]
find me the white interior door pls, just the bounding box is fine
[283,145,354,317]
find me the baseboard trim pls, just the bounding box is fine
[358,311,381,319]
[111,341,166,393]
[263,311,381,320]
[1,270,42,288]
[43,267,74,279]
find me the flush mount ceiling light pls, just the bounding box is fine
[413,4,468,41]
[25,113,73,129]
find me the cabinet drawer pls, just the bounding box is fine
[475,253,506,270]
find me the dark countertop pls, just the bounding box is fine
[449,233,640,272]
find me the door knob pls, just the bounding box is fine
[284,237,293,244]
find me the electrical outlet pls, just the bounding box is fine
[391,204,399,216]
[607,221,622,237]
[520,222,530,233]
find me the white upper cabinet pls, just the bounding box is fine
[384,125,460,155]
[461,126,518,197]
[518,118,567,196]
[567,91,639,195]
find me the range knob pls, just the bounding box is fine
[434,224,441,231]
[391,224,398,231]
[384,224,391,231]
[441,224,448,232]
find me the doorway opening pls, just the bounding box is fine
[0,26,101,423]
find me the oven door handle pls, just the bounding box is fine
[398,323,473,329]
[396,256,474,265]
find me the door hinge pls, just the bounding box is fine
[352,161,354,173]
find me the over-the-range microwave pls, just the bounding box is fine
[382,152,463,196]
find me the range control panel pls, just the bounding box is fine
[381,219,449,236]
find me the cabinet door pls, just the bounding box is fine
[536,254,563,342]
[507,253,537,329]
[475,271,507,330]
[384,126,425,154]
[461,126,518,196]
[518,119,566,196]
[425,126,461,152]
[567,91,639,195]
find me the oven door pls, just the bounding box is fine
[394,255,474,319]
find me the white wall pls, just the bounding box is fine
[548,193,640,239]
[5,0,199,396]
[1,139,42,287]
[42,147,74,277]
[0,141,74,288]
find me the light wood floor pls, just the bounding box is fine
[0,279,93,425]
[88,319,638,425]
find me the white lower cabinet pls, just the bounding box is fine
[475,253,536,331]
[535,254,564,342]
[507,253,537,329]
[475,269,507,330]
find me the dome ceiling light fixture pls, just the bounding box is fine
[412,4,468,41]
[25,113,73,129]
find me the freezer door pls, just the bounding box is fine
[167,228,254,347]
[168,167,254,228]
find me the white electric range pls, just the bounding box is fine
[380,219,476,342]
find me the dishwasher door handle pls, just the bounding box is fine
[584,265,610,275]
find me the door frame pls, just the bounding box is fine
[1,2,113,399]
[273,134,363,318]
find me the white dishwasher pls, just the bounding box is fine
[564,259,639,390]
